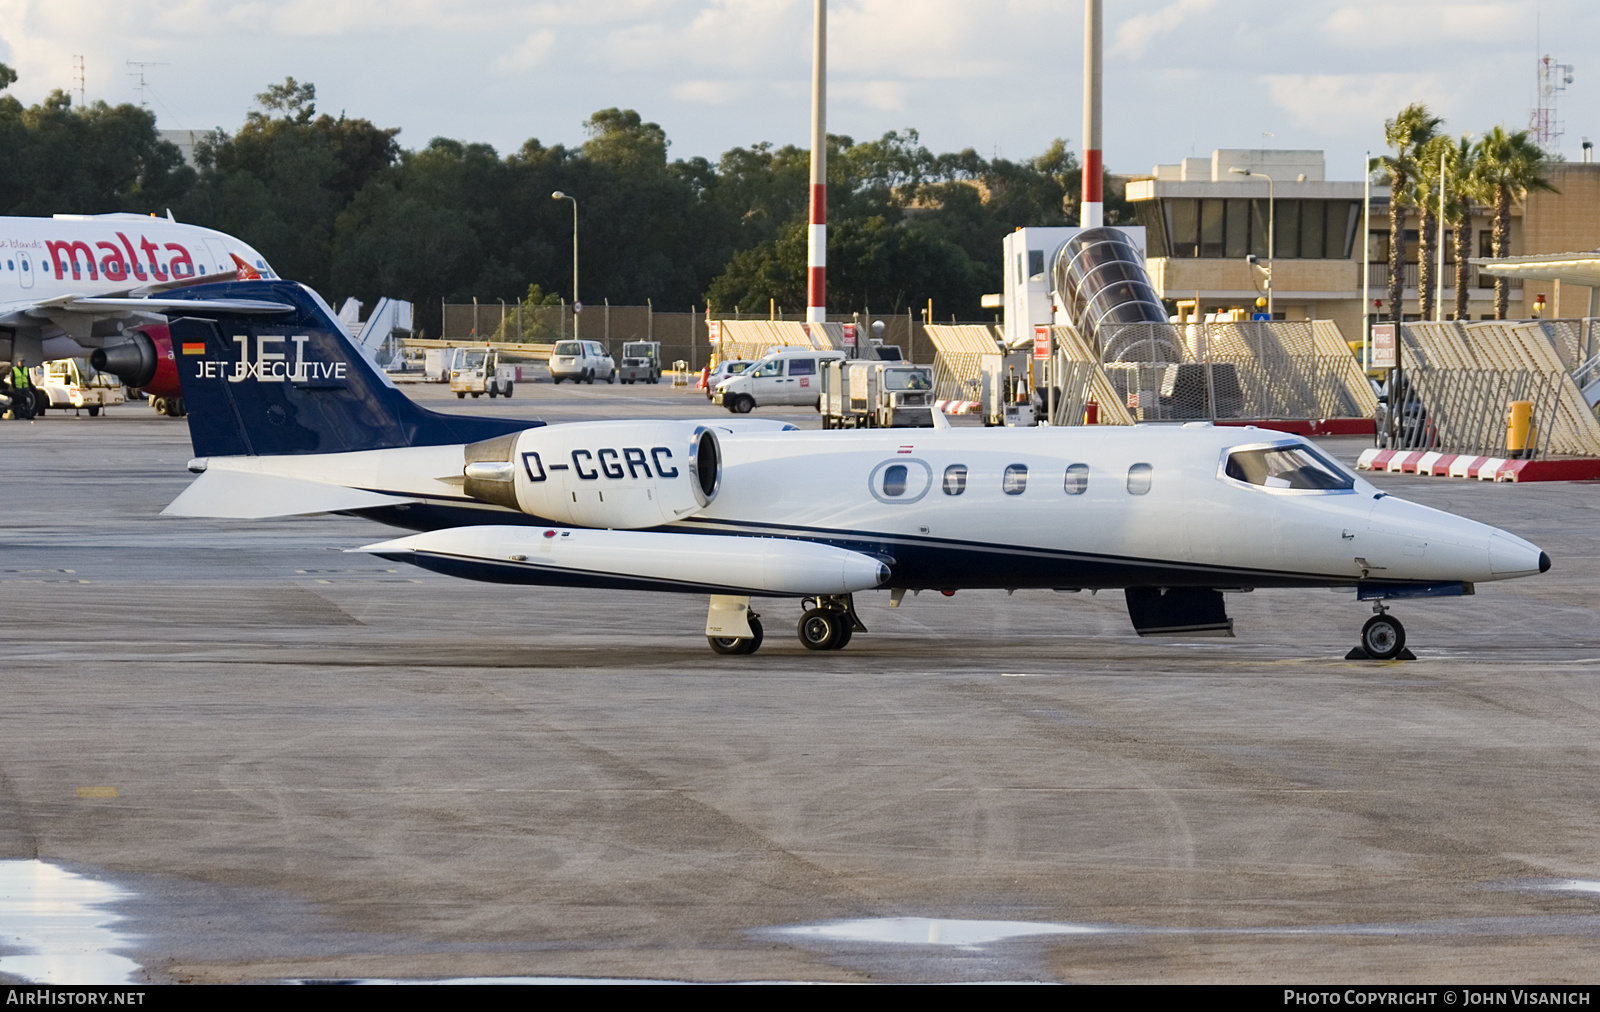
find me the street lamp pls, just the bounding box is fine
[1229,166,1274,318]
[552,191,578,340]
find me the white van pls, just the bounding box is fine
[549,340,616,384]
[713,348,846,413]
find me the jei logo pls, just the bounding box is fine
[190,334,348,384]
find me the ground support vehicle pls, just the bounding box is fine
[549,341,616,385]
[450,348,518,399]
[77,360,126,415]
[424,349,455,383]
[714,348,845,414]
[703,359,753,400]
[820,360,936,428]
[618,341,661,384]
[30,360,103,416]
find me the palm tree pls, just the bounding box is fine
[1415,134,1452,321]
[1371,104,1443,324]
[1475,126,1557,319]
[1444,134,1483,322]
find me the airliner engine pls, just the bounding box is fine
[90,330,160,388]
[461,421,719,529]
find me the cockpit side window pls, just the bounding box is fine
[1225,444,1354,491]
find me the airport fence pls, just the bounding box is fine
[1088,321,1376,422]
[1382,367,1563,458]
[439,301,944,374]
[1390,320,1600,458]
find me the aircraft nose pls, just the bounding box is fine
[1489,530,1547,576]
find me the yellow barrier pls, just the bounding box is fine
[1507,400,1535,458]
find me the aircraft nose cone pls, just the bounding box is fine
[1489,531,1547,576]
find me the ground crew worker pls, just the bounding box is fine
[10,357,35,421]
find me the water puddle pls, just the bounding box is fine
[0,860,140,984]
[776,917,1105,947]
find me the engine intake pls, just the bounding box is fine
[463,421,721,528]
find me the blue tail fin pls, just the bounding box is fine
[166,280,538,457]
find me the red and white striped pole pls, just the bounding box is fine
[1080,0,1103,228]
[806,0,827,324]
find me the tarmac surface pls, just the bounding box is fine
[3,377,1600,983]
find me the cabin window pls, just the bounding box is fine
[1127,463,1153,495]
[869,458,932,503]
[1003,464,1028,495]
[942,464,967,495]
[1224,444,1353,491]
[1063,463,1089,495]
[882,464,908,497]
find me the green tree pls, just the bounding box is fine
[0,63,193,216]
[1475,126,1556,319]
[1372,104,1443,324]
[180,78,400,293]
[1440,134,1483,322]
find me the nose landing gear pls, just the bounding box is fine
[796,594,865,651]
[1347,602,1416,660]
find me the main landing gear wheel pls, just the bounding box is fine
[1360,613,1406,660]
[708,615,763,655]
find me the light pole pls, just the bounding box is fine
[1230,167,1274,318]
[552,191,578,340]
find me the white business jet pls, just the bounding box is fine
[160,280,1549,660]
[0,212,278,390]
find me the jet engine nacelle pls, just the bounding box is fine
[462,421,719,528]
[89,331,160,388]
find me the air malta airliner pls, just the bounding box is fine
[154,278,1550,661]
[0,212,279,411]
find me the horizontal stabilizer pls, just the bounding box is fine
[163,469,416,519]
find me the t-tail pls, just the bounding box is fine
[165,280,537,457]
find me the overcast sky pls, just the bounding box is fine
[0,0,1593,181]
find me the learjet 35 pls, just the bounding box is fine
[161,280,1549,659]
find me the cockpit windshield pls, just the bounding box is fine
[1224,443,1354,491]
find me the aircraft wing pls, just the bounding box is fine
[0,293,290,324]
[163,470,417,519]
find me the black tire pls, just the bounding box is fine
[87,406,100,417]
[798,608,841,651]
[173,397,186,418]
[732,394,754,414]
[1361,614,1406,660]
[607,371,615,384]
[488,386,498,398]
[456,391,466,399]
[709,615,763,655]
[503,382,513,398]
[34,395,47,415]
[471,392,481,398]
[553,376,562,385]
[832,623,853,649]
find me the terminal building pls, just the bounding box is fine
[1121,148,1600,338]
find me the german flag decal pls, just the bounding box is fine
[182,342,207,355]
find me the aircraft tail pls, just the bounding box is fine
[165,279,536,458]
